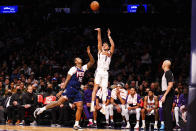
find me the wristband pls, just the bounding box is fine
[108,36,111,39]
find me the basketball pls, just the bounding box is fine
[90,1,100,11]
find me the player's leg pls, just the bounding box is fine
[34,96,67,117]
[100,72,109,114]
[105,105,110,128]
[74,101,83,129]
[91,72,101,112]
[141,108,146,128]
[154,109,159,129]
[93,107,98,128]
[134,108,141,129]
[109,104,114,128]
[121,105,130,129]
[73,89,84,130]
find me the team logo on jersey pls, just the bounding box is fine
[76,71,84,82]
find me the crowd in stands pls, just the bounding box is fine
[0,12,190,130]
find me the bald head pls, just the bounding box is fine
[162,60,171,71]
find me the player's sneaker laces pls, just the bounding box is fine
[134,123,140,129]
[154,124,158,130]
[125,123,131,129]
[141,124,146,129]
[73,125,82,130]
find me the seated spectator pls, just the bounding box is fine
[141,89,158,130]
[9,85,24,125]
[4,89,13,125]
[111,82,127,129]
[22,85,37,126]
[173,87,188,130]
[124,87,141,129]
[0,93,5,124]
[137,84,145,98]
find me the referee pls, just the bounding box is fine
[161,60,175,131]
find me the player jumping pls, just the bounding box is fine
[90,28,115,113]
[34,46,94,130]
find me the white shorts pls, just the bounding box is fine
[128,108,141,115]
[146,109,155,116]
[94,70,108,88]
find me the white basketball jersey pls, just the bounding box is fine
[147,96,155,108]
[97,51,111,71]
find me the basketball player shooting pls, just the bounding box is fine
[90,28,115,113]
[34,46,94,130]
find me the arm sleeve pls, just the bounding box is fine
[82,64,88,72]
[165,71,174,83]
[68,67,77,76]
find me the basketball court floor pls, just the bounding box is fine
[0,125,132,131]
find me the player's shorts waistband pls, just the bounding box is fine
[96,68,108,72]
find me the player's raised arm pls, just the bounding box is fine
[94,28,102,53]
[107,28,115,56]
[86,46,95,69]
[56,73,72,98]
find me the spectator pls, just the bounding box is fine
[22,85,37,126]
[9,85,24,125]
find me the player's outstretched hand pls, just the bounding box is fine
[94,28,101,31]
[87,46,91,54]
[107,28,111,36]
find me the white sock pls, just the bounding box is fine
[75,121,79,126]
[155,121,158,125]
[91,101,94,105]
[89,119,93,123]
[111,119,114,122]
[161,121,164,125]
[136,121,139,125]
[94,120,97,124]
[142,120,145,125]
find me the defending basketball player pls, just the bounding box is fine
[34,46,94,130]
[90,28,115,113]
